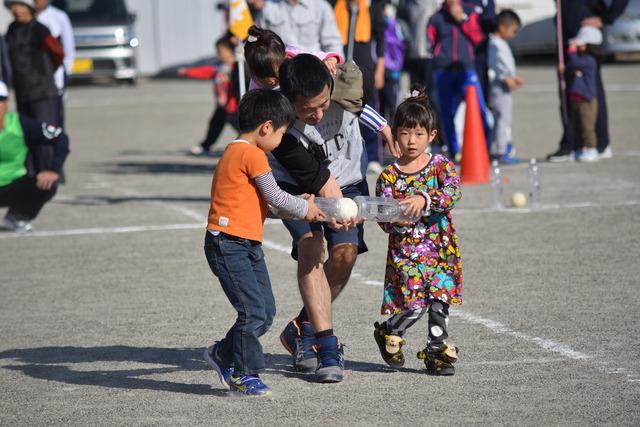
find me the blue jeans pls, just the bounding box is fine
[434,69,490,157]
[203,231,276,376]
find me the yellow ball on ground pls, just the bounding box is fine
[511,192,528,208]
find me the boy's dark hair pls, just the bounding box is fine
[497,9,521,29]
[392,85,439,136]
[244,26,286,79]
[215,34,234,52]
[279,54,333,103]
[237,89,296,133]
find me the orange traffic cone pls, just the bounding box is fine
[460,85,489,184]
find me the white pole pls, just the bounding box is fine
[236,42,247,98]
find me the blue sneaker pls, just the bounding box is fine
[498,154,522,165]
[229,375,272,397]
[279,319,317,372]
[204,342,234,389]
[315,335,344,383]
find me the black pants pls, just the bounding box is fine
[200,107,239,151]
[17,97,61,127]
[558,63,609,153]
[0,176,57,220]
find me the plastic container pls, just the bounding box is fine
[353,196,420,222]
[489,159,504,209]
[528,158,540,210]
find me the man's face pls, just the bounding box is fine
[293,85,331,126]
[34,0,49,12]
[10,3,34,23]
[0,100,8,121]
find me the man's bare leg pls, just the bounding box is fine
[324,243,358,301]
[296,232,333,332]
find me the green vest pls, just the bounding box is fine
[0,112,28,187]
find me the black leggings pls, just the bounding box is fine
[0,176,57,220]
[200,107,239,151]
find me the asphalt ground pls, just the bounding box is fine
[1,63,639,426]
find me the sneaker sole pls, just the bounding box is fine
[315,372,343,383]
[203,347,230,390]
[547,156,573,163]
[228,388,273,398]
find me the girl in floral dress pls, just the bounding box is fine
[373,89,462,375]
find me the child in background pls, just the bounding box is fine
[378,1,407,122]
[178,35,241,156]
[488,9,524,164]
[203,89,323,397]
[373,88,462,376]
[567,25,602,163]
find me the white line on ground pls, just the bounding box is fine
[0,223,203,239]
[520,83,640,93]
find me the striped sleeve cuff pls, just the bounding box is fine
[358,104,387,133]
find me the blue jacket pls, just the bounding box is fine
[428,3,484,71]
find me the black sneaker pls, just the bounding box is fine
[546,148,574,163]
[417,344,459,376]
[373,321,406,369]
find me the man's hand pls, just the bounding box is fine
[327,216,361,231]
[247,0,264,10]
[323,57,338,75]
[581,16,603,28]
[374,58,385,90]
[36,171,59,190]
[381,125,401,158]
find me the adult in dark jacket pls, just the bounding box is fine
[4,0,64,126]
[0,81,69,232]
[547,0,630,162]
[466,0,497,101]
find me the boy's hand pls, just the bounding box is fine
[449,3,465,22]
[514,76,525,87]
[177,67,187,76]
[399,193,429,219]
[504,77,519,90]
[304,195,327,222]
[323,57,338,75]
[381,125,401,158]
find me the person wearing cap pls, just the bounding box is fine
[34,0,75,128]
[0,81,69,232]
[566,25,602,162]
[4,0,64,126]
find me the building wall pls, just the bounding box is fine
[0,0,227,76]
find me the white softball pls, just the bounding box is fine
[511,192,528,208]
[336,198,359,220]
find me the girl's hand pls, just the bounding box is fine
[323,57,338,75]
[399,194,429,218]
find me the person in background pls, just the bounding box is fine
[4,0,63,126]
[488,9,524,164]
[0,81,69,233]
[249,0,344,54]
[332,0,386,174]
[466,0,496,102]
[546,0,629,162]
[377,0,406,123]
[34,0,74,128]
[566,25,602,162]
[0,34,10,84]
[428,0,489,161]
[179,35,241,157]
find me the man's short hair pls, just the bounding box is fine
[497,9,521,29]
[278,54,332,103]
[237,89,296,133]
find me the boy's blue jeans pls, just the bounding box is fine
[204,231,276,376]
[434,69,490,157]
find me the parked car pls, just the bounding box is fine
[509,0,640,59]
[52,0,139,83]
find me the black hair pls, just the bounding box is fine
[244,26,286,79]
[215,34,234,52]
[237,89,296,133]
[392,86,438,136]
[278,54,333,103]
[497,9,521,29]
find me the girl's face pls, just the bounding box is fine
[396,125,437,158]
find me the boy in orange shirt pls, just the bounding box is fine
[203,89,323,397]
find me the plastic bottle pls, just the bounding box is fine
[353,196,421,222]
[528,158,541,210]
[489,159,504,209]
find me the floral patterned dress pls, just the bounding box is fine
[376,154,463,315]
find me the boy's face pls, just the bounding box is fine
[498,23,520,41]
[293,85,331,126]
[216,45,235,65]
[257,123,288,153]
